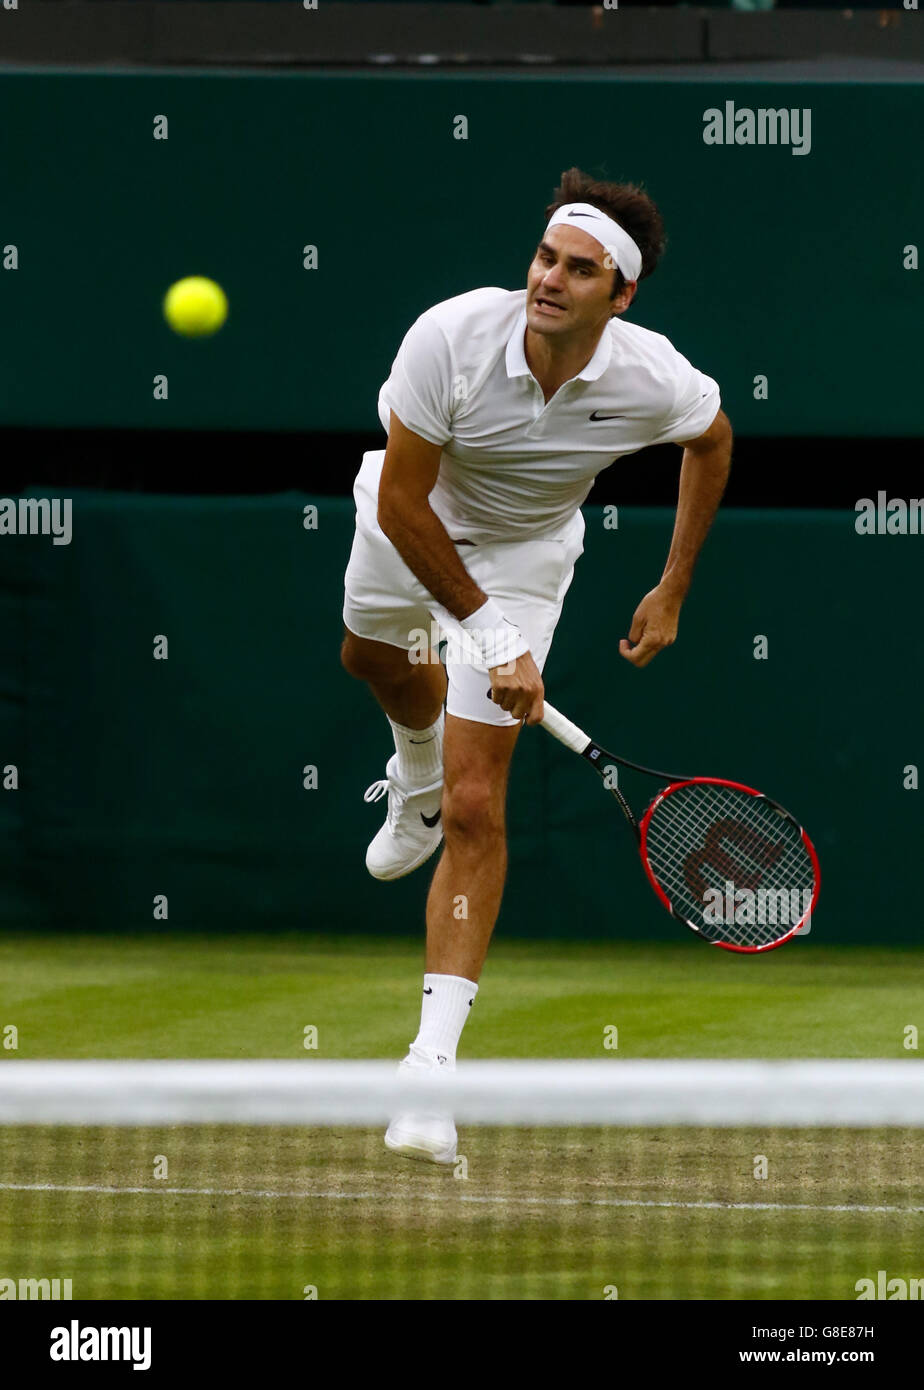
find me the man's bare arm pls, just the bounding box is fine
[619,408,733,668]
[660,407,734,601]
[377,412,544,722]
[377,412,485,621]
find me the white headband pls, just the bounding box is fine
[545,202,642,283]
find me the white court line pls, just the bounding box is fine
[0,1182,921,1216]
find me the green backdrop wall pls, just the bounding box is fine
[1,490,920,942]
[1,70,921,436]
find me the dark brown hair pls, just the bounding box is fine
[545,167,666,297]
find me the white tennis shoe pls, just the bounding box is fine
[384,1048,457,1166]
[363,755,443,881]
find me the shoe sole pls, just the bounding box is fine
[366,832,443,883]
[384,1132,456,1166]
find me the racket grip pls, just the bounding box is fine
[540,702,592,756]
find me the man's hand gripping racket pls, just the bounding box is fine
[540,703,820,953]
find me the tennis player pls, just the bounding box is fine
[341,168,732,1163]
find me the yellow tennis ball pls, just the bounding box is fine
[163,276,228,338]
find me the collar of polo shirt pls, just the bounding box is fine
[505,307,613,383]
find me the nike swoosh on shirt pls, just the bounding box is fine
[589,410,626,421]
[420,809,441,828]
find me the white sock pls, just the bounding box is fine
[388,709,444,786]
[410,973,478,1066]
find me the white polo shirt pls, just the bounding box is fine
[377,286,721,543]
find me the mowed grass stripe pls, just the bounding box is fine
[0,934,922,1058]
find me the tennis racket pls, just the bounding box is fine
[540,702,820,953]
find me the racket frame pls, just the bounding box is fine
[540,703,820,954]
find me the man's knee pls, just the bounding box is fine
[340,631,367,680]
[341,630,409,683]
[442,777,505,846]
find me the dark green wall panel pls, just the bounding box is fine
[2,491,920,942]
[1,71,921,435]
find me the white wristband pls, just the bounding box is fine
[460,597,529,670]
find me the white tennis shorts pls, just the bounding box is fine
[342,450,585,727]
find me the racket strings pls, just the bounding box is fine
[643,782,815,948]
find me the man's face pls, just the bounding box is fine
[525,224,635,338]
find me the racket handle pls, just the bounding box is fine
[540,702,592,756]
